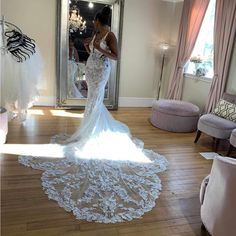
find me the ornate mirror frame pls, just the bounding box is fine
[56,0,124,109]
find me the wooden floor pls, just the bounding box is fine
[1,107,234,236]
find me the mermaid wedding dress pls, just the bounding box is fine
[19,33,168,223]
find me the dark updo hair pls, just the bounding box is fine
[95,6,111,26]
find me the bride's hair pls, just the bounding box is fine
[95,6,111,26]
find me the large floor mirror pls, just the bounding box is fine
[57,0,124,109]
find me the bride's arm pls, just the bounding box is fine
[83,37,92,54]
[93,32,118,60]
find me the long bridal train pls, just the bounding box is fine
[19,125,168,223]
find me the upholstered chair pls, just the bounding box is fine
[0,107,8,144]
[194,93,236,151]
[227,128,236,156]
[200,156,236,236]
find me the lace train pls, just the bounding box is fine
[19,146,167,223]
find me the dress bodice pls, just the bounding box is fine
[89,32,110,56]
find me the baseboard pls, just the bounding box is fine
[34,96,155,108]
[34,96,55,106]
[118,97,154,107]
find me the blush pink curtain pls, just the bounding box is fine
[166,0,210,100]
[205,0,236,113]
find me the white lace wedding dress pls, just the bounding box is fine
[19,33,168,223]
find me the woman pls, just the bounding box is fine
[19,6,168,223]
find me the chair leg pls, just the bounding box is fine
[201,223,211,235]
[214,139,220,152]
[201,223,206,231]
[227,144,234,156]
[194,130,202,143]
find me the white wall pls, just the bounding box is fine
[118,0,183,105]
[182,77,211,112]
[119,0,161,98]
[157,1,183,99]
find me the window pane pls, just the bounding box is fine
[185,0,216,78]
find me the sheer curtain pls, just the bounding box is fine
[166,0,210,100]
[205,0,236,113]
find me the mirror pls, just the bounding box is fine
[57,0,124,109]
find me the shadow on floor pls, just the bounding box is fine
[178,195,211,236]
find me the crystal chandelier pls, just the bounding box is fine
[69,6,86,33]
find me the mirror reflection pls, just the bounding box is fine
[67,0,111,99]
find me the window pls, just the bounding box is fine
[185,0,216,79]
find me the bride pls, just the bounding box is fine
[19,6,168,223]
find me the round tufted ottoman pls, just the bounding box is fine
[150,99,200,132]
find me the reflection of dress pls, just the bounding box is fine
[19,32,168,223]
[67,49,83,98]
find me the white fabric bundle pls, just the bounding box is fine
[1,27,43,121]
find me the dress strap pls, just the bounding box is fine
[102,32,110,41]
[91,34,96,44]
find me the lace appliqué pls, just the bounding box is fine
[19,149,167,223]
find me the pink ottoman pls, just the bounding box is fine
[150,99,200,132]
[0,107,8,144]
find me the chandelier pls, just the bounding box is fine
[69,6,86,33]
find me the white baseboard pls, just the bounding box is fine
[34,96,155,108]
[34,96,55,106]
[118,97,155,107]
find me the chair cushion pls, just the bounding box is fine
[198,114,236,139]
[213,99,236,122]
[200,114,236,130]
[153,99,199,117]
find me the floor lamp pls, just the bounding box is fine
[157,43,170,99]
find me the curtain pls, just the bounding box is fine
[205,0,236,113]
[166,0,210,100]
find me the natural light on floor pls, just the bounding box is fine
[65,130,153,163]
[0,131,155,164]
[0,144,65,158]
[27,109,45,115]
[50,110,84,118]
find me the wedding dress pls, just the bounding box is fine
[67,60,83,98]
[67,47,84,98]
[19,32,168,223]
